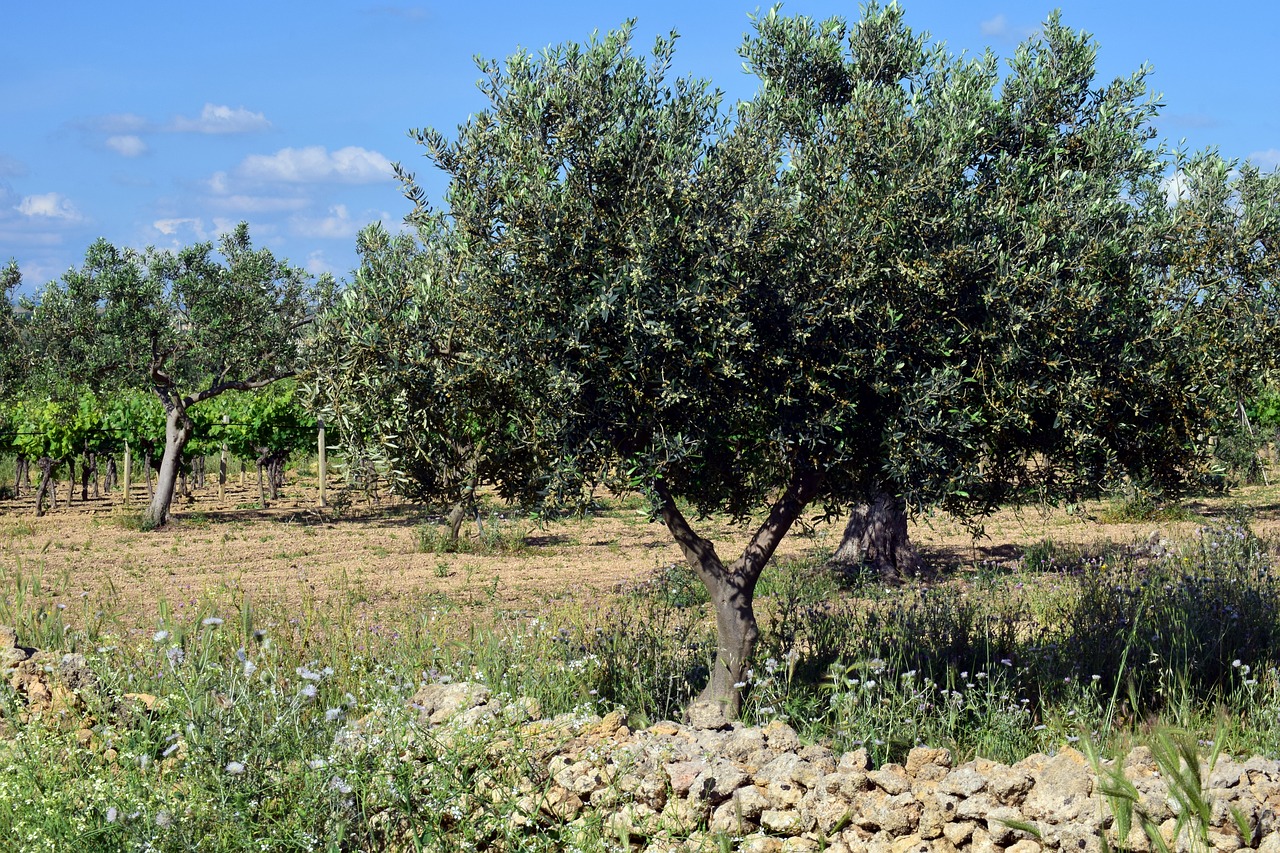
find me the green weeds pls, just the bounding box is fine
[1,514,1278,848]
[415,513,530,556]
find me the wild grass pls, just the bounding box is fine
[0,511,1278,849]
[415,512,531,556]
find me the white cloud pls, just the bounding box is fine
[1160,170,1190,206]
[1248,149,1280,170]
[211,194,310,214]
[304,250,339,276]
[290,204,361,239]
[172,103,271,134]
[236,146,394,184]
[979,13,1037,41]
[153,217,205,237]
[17,193,83,221]
[980,14,1009,37]
[85,113,151,134]
[106,135,148,157]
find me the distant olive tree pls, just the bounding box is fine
[327,7,1277,722]
[29,224,314,527]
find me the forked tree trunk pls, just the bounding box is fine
[656,472,820,726]
[145,406,194,528]
[105,457,117,493]
[832,492,924,580]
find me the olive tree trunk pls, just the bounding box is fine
[145,406,195,528]
[831,492,924,580]
[656,471,820,726]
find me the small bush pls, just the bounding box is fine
[415,514,529,555]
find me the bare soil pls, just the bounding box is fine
[2,470,1279,632]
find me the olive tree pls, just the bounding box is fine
[306,222,551,537]
[351,6,1272,721]
[28,225,312,527]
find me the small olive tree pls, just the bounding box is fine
[29,225,313,527]
[350,6,1274,721]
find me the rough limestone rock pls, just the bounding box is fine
[377,682,1280,851]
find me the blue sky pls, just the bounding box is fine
[3,1,1277,295]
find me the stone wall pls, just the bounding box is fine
[409,681,1280,852]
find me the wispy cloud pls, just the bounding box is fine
[105,135,148,157]
[236,146,394,184]
[0,155,29,178]
[17,192,83,221]
[304,249,339,276]
[291,204,360,239]
[210,194,311,214]
[171,104,271,135]
[1248,149,1280,170]
[979,13,1038,41]
[152,217,206,238]
[1160,170,1190,206]
[81,113,152,134]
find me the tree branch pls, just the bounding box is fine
[653,477,723,581]
[735,469,822,580]
[185,370,297,407]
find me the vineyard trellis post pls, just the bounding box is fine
[317,417,327,507]
[122,441,131,507]
[219,414,228,503]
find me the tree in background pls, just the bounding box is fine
[328,7,1277,721]
[307,222,541,539]
[1146,155,1280,487]
[0,261,23,402]
[27,224,314,528]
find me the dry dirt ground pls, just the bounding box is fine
[2,469,1279,632]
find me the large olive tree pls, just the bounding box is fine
[28,225,313,527]
[333,7,1274,721]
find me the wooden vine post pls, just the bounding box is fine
[122,441,132,507]
[219,414,228,502]
[317,417,327,507]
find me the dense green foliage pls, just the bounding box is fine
[315,4,1279,715]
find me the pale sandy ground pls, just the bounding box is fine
[2,470,1277,632]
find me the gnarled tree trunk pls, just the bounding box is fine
[146,405,194,528]
[832,491,924,580]
[656,471,820,726]
[14,456,29,498]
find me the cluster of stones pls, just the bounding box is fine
[410,681,1280,852]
